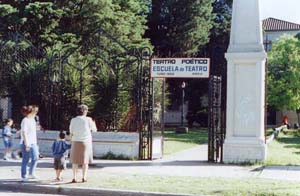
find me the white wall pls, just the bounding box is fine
[0,130,140,159]
[265,30,299,41]
[264,30,300,51]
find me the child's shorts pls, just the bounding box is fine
[3,138,12,148]
[54,157,67,170]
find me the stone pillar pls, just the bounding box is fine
[223,0,267,163]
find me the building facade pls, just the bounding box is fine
[263,17,300,51]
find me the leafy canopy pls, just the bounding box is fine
[0,0,152,130]
[148,0,214,57]
[268,35,300,111]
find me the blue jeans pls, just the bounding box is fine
[3,137,13,148]
[21,144,39,178]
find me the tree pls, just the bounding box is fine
[210,0,232,38]
[268,35,300,124]
[186,0,232,127]
[147,0,215,119]
[148,0,214,57]
[147,1,232,127]
[0,0,152,130]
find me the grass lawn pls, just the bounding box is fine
[162,127,300,165]
[266,129,300,166]
[64,129,300,196]
[163,128,208,155]
[68,173,300,196]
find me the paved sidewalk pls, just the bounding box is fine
[163,145,208,161]
[1,145,300,195]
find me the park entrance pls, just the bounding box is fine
[0,32,225,161]
[151,58,226,163]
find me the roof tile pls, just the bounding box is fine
[263,17,300,31]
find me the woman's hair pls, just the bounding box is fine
[76,104,88,115]
[59,131,66,139]
[21,105,34,116]
[4,118,13,125]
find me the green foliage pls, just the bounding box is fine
[211,0,232,37]
[23,2,63,46]
[9,54,49,124]
[268,35,300,111]
[148,0,214,56]
[0,1,152,130]
[148,1,229,120]
[0,4,18,32]
[152,79,170,126]
[98,151,134,160]
[0,4,16,17]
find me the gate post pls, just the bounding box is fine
[223,0,267,163]
[208,76,224,162]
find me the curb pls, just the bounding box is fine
[0,181,199,196]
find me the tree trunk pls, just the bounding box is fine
[296,109,300,126]
[280,110,283,126]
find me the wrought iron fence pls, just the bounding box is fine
[208,75,226,163]
[0,30,153,159]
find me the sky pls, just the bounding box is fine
[260,0,300,24]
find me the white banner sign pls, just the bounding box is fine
[151,58,210,78]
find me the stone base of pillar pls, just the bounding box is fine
[223,137,267,163]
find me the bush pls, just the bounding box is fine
[99,152,133,160]
[186,111,208,128]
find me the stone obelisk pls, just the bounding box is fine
[223,0,267,163]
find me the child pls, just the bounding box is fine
[52,131,71,181]
[2,118,16,160]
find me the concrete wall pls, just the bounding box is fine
[0,130,140,159]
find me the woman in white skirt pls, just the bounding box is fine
[69,104,97,183]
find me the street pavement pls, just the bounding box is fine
[0,190,68,196]
[0,144,300,195]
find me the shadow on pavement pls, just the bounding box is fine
[0,179,45,184]
[0,158,251,169]
[89,160,234,169]
[0,160,53,168]
[251,165,300,172]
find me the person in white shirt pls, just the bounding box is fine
[69,104,97,183]
[20,105,39,181]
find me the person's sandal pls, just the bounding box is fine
[82,178,87,183]
[71,179,77,183]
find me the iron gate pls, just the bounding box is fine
[0,32,48,126]
[0,30,153,160]
[208,75,226,162]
